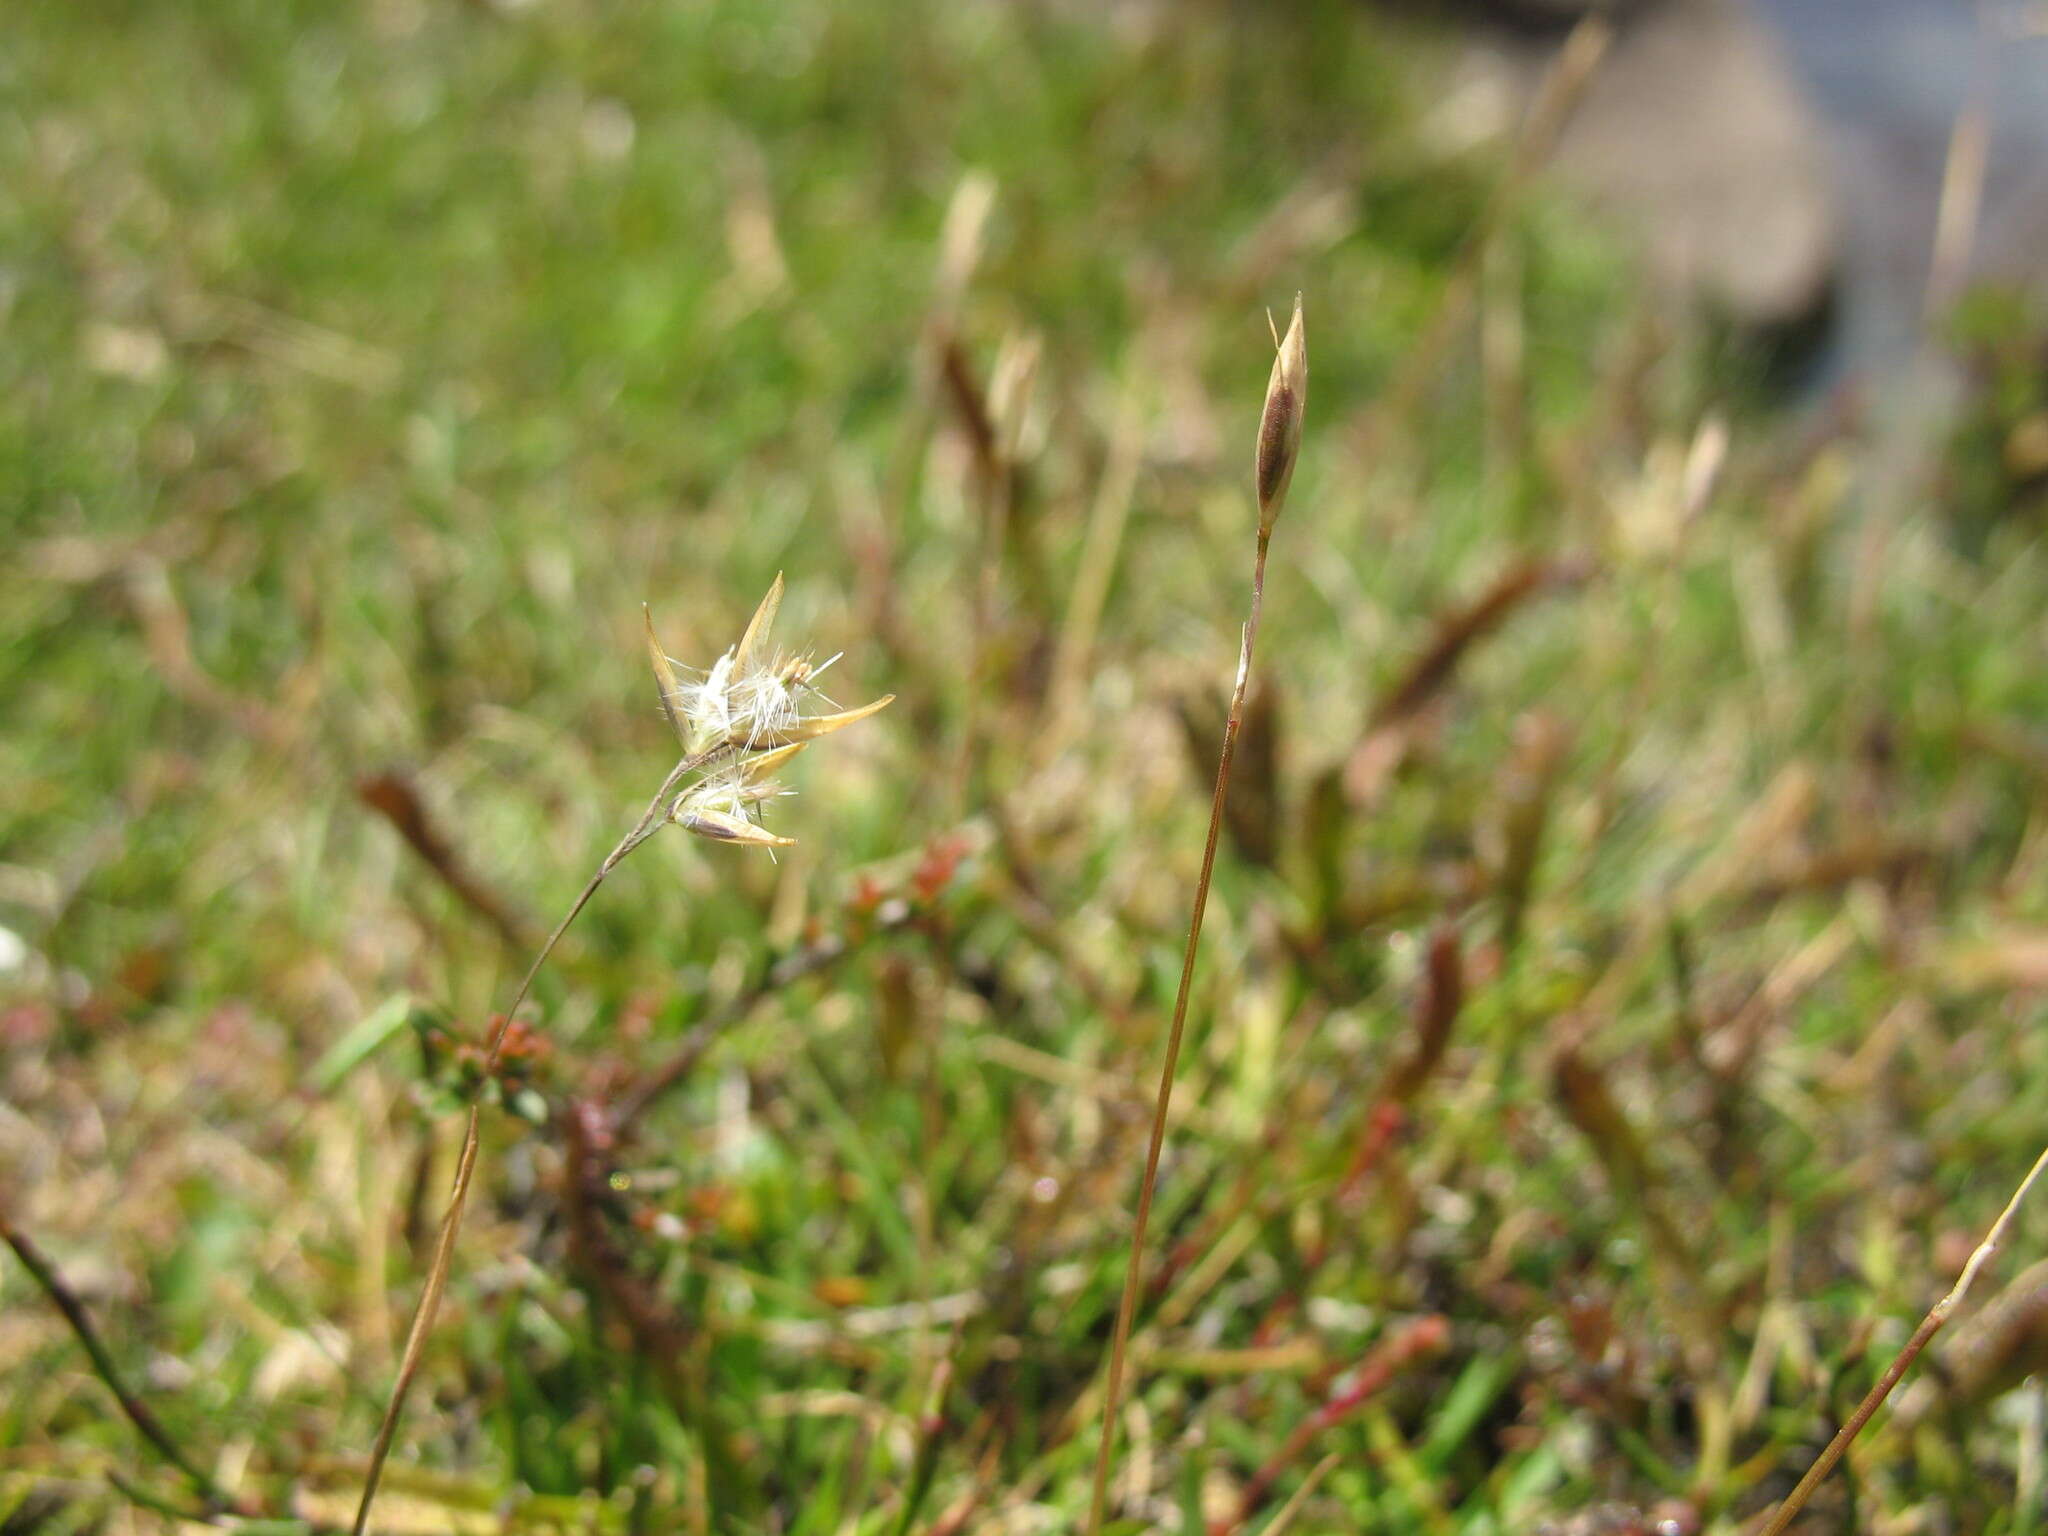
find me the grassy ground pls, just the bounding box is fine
[9,1,2048,1532]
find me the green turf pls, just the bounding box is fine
[8,1,2048,1532]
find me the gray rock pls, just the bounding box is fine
[1754,0,2048,368]
[1447,0,1840,330]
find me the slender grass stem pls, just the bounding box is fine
[350,748,712,1536]
[890,1356,955,1536]
[1755,1140,2048,1536]
[1258,1453,1340,1536]
[1084,531,1270,1535]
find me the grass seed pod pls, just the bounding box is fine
[1256,294,1307,537]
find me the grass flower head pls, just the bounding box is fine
[644,574,892,848]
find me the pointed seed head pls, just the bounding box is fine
[739,741,809,782]
[1255,294,1307,538]
[734,693,895,748]
[645,606,689,747]
[677,805,797,848]
[733,572,784,676]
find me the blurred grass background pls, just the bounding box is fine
[10,1,2048,1532]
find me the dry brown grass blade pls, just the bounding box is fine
[1175,681,1283,870]
[930,172,996,326]
[1369,556,1594,733]
[1212,1316,1450,1536]
[939,337,1000,485]
[1046,403,1142,746]
[1494,711,1571,958]
[1924,20,1993,323]
[1383,922,1464,1105]
[125,558,293,751]
[1551,1042,1697,1282]
[1553,1038,1733,1473]
[358,770,534,952]
[612,924,859,1136]
[1342,556,1590,808]
[942,330,1043,808]
[1729,840,1928,915]
[833,455,923,682]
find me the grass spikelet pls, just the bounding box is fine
[1256,294,1307,536]
[732,570,784,675]
[747,692,897,746]
[349,580,889,1536]
[646,604,690,745]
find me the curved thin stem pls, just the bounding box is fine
[350,748,712,1536]
[1756,1140,2048,1536]
[1084,533,1270,1534]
